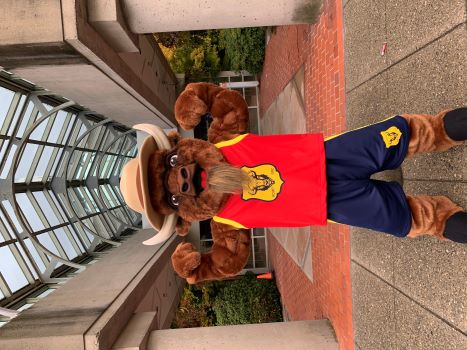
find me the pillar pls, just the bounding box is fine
[146,320,338,350]
[120,0,322,33]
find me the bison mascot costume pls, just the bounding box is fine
[120,82,467,284]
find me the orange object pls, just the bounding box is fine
[256,272,273,279]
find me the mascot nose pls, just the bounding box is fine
[177,166,195,195]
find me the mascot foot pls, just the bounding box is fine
[406,195,463,241]
[444,107,467,141]
[444,211,467,243]
[402,109,464,156]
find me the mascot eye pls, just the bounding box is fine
[168,154,178,167]
[169,194,180,207]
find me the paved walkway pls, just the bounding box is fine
[260,0,466,349]
[344,0,466,349]
[260,1,352,349]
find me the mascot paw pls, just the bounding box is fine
[171,242,201,278]
[174,90,208,130]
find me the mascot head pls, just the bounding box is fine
[120,124,248,244]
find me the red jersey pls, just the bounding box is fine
[212,133,327,229]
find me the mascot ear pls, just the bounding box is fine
[175,217,192,236]
[167,131,181,148]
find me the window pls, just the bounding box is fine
[0,70,141,321]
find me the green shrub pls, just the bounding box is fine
[213,273,283,325]
[171,283,219,328]
[171,274,283,328]
[218,27,266,74]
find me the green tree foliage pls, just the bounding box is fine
[171,273,283,328]
[155,28,266,81]
[161,31,221,81]
[218,27,267,74]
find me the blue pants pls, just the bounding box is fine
[325,116,411,237]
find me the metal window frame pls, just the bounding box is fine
[0,71,141,313]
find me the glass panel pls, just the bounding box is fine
[74,151,89,179]
[60,114,76,144]
[16,101,35,138]
[54,228,78,260]
[47,111,68,143]
[103,185,120,207]
[32,191,60,227]
[15,193,45,231]
[42,103,54,112]
[70,228,86,253]
[33,146,55,181]
[15,242,38,279]
[83,153,95,178]
[0,246,29,292]
[101,185,116,207]
[253,237,267,268]
[47,148,64,180]
[0,144,17,179]
[46,191,67,222]
[244,250,254,269]
[82,187,99,212]
[23,239,46,273]
[111,208,125,222]
[0,208,13,241]
[0,140,9,161]
[15,143,39,182]
[0,86,15,130]
[57,193,74,218]
[253,227,265,237]
[85,127,101,150]
[7,94,26,136]
[36,232,60,256]
[29,114,48,141]
[2,200,23,233]
[82,219,97,241]
[77,124,88,145]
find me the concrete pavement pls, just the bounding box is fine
[260,1,466,349]
[344,0,467,348]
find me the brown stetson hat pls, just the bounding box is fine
[120,124,177,245]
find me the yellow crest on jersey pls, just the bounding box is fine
[241,164,284,201]
[380,126,402,148]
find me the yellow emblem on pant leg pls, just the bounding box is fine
[380,126,402,148]
[241,164,284,201]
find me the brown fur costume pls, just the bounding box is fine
[148,83,464,284]
[145,83,252,283]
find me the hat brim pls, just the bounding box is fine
[120,124,178,245]
[139,136,165,230]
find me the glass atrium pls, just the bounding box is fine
[0,70,140,325]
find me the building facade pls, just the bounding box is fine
[0,1,336,349]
